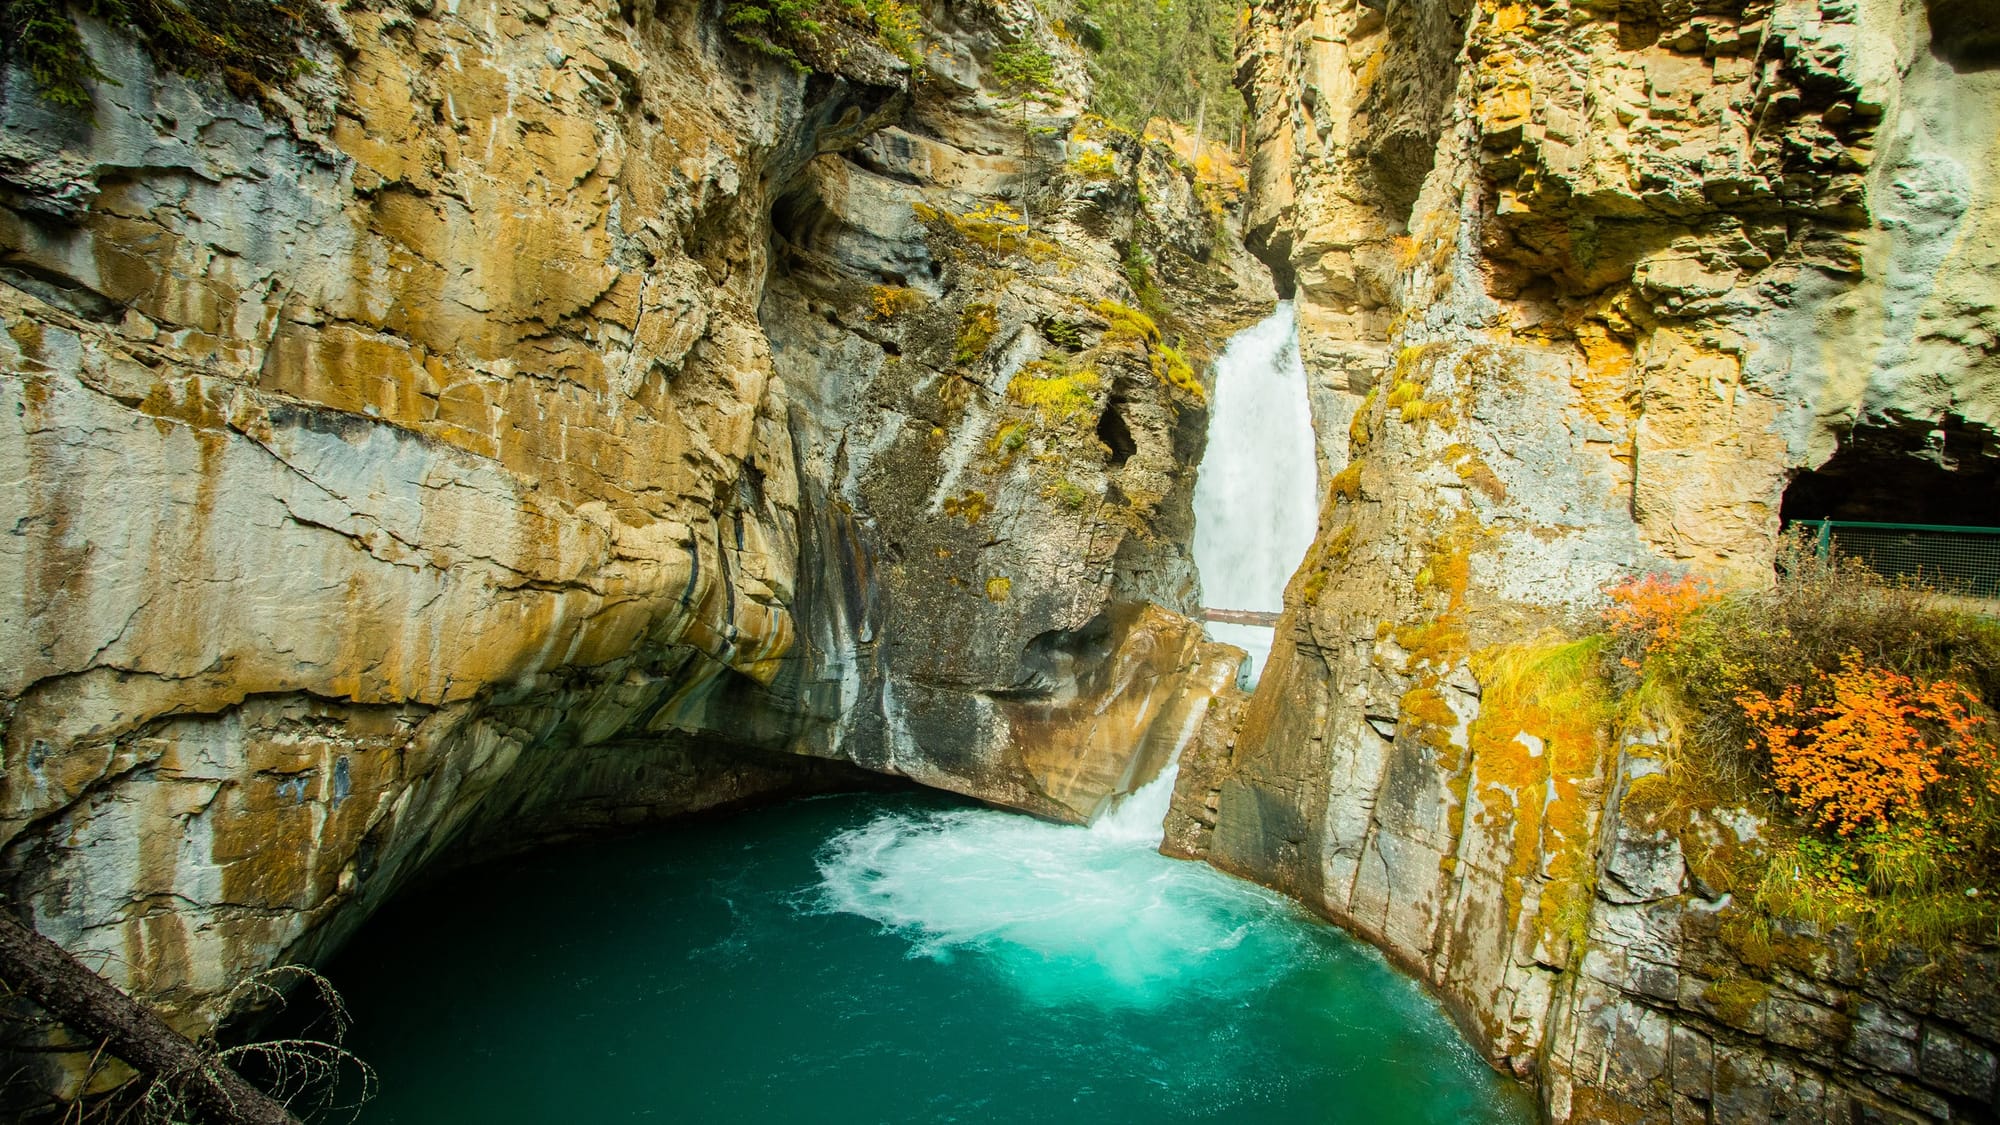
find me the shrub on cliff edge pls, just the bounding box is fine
[1609,535,2000,951]
[725,0,921,74]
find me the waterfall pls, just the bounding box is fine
[810,309,1329,1005]
[1191,301,1321,687]
[809,307,1331,1003]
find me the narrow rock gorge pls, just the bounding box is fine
[2,0,1997,1118]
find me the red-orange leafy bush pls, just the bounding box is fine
[1738,650,1996,836]
[1609,536,2000,947]
[1604,573,1714,669]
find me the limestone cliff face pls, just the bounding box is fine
[0,0,1262,1055]
[756,36,1268,821]
[1171,0,2000,1119]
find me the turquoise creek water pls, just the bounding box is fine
[330,784,1533,1124]
[331,304,1528,1122]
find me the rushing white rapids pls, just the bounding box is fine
[813,760,1316,1007]
[1191,301,1321,686]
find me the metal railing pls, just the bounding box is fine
[1792,519,2000,599]
[1202,608,1282,627]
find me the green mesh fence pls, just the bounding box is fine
[1793,520,2000,599]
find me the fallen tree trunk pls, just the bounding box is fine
[0,912,300,1125]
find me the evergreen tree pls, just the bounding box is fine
[1066,0,1242,145]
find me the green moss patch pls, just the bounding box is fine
[3,0,334,110]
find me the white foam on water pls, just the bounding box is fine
[812,765,1311,1007]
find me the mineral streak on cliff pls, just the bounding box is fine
[1168,0,2000,1118]
[0,0,1268,1079]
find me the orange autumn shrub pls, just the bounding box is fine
[1603,573,1715,670]
[1603,536,2000,946]
[1738,651,1995,836]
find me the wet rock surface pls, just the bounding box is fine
[1175,0,2000,1119]
[0,0,1266,1067]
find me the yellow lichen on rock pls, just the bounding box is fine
[1465,636,1615,958]
[1008,360,1102,422]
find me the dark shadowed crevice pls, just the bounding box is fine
[1351,0,1465,223]
[1097,401,1138,467]
[1780,416,2000,525]
[769,182,836,268]
[0,262,119,321]
[1925,0,2000,69]
[987,610,1117,701]
[1241,223,1297,299]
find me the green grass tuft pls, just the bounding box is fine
[2,0,333,111]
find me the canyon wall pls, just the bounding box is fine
[1168,0,2000,1119]
[0,0,1262,1067]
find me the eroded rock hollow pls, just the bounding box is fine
[0,0,1267,1074]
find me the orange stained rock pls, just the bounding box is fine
[1570,320,1635,435]
[1465,638,1613,950]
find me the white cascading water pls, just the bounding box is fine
[1191,301,1321,686]
[813,306,1327,1006]
[814,754,1311,1007]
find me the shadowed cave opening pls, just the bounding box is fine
[1779,417,2000,598]
[1924,0,2000,68]
[1780,416,2000,526]
[1097,401,1137,467]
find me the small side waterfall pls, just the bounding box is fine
[1192,302,1321,686]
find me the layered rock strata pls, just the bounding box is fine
[0,0,1264,1068]
[1171,0,2000,1119]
